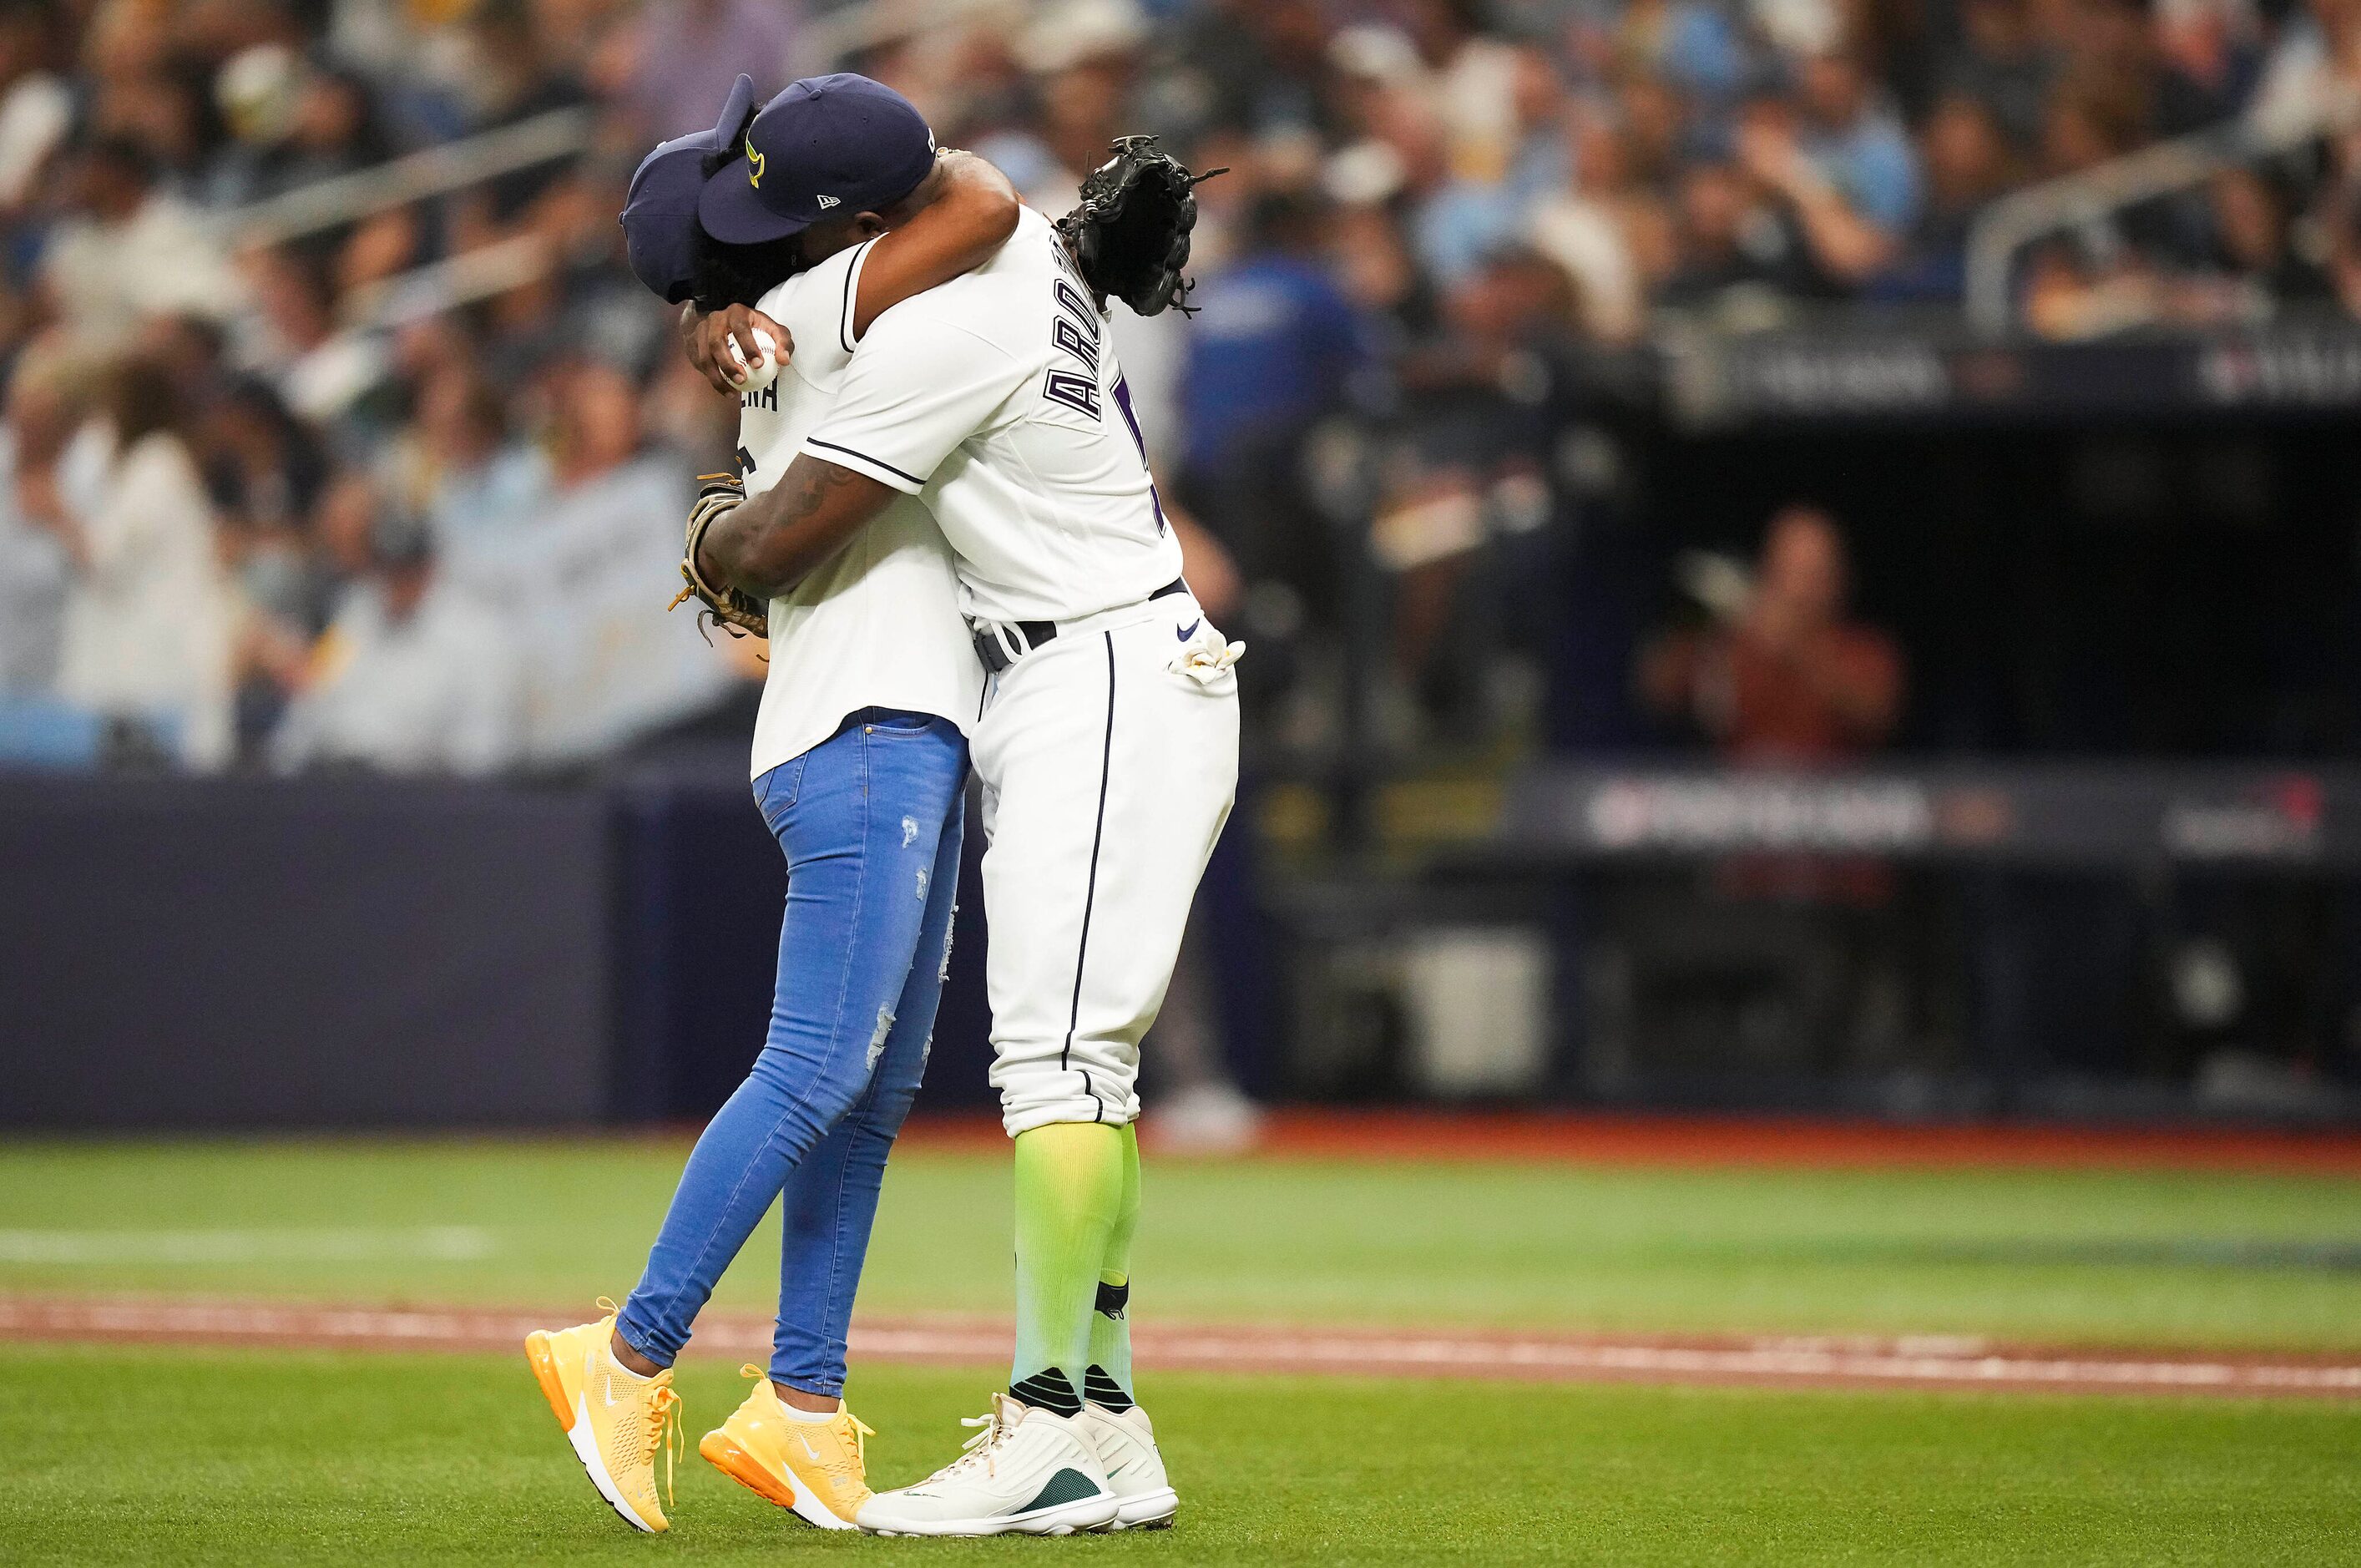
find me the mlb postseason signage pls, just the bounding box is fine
[1501,762,2361,871]
[1657,318,2361,430]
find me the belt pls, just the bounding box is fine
[972,578,1189,674]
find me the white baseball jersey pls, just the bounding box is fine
[797,205,1238,1136]
[799,206,1185,626]
[736,239,981,781]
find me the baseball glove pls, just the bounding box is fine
[1056,135,1227,317]
[668,471,768,640]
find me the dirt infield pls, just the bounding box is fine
[7,1294,2357,1399]
[882,1110,2361,1174]
[1167,1112,2361,1174]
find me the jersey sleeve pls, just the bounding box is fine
[798,300,1027,494]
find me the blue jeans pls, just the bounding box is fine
[617,709,967,1395]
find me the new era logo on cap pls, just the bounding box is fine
[698,73,937,245]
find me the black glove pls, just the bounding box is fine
[1056,135,1227,317]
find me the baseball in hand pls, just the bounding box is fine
[726,328,781,392]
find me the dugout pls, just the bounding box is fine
[1277,321,2361,1118]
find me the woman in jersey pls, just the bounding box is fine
[523,76,1019,1535]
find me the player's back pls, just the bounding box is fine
[736,240,980,779]
[801,206,1184,626]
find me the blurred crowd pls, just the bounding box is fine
[0,0,2356,774]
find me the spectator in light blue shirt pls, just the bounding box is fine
[386,361,553,592]
[1413,124,1570,288]
[1647,0,1749,100]
[1736,59,1923,291]
[1596,0,1749,102]
[1796,52,1922,237]
[270,508,528,777]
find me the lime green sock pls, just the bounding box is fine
[1009,1121,1124,1415]
[1083,1123,1141,1410]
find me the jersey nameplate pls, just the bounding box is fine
[1045,260,1105,420]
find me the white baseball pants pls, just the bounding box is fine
[971,592,1240,1136]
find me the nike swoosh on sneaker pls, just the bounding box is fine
[1175,619,1200,640]
[797,1433,824,1463]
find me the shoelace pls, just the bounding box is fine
[935,1406,1013,1482]
[648,1383,682,1510]
[595,1297,680,1510]
[841,1411,877,1474]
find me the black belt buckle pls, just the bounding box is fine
[973,580,1188,674]
[973,620,1054,674]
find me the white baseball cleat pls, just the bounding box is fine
[1076,1400,1179,1530]
[855,1393,1119,1537]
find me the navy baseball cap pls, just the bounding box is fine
[619,73,758,302]
[696,73,937,245]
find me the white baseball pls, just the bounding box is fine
[726,327,781,392]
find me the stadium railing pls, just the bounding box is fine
[343,233,555,331]
[216,105,596,249]
[1963,86,2361,335]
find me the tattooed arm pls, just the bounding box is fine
[697,455,897,601]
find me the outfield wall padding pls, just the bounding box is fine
[0,776,614,1129]
[0,770,1009,1130]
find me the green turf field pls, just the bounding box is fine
[5,1138,2361,1348]
[8,1137,2361,1565]
[7,1344,2357,1566]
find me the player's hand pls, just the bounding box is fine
[680,302,794,396]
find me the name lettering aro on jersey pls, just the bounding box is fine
[1044,250,1103,420]
[1050,281,1100,375]
[1042,235,1167,534]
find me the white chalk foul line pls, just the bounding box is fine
[0,1228,497,1264]
[2,1298,2355,1397]
[1123,1330,2361,1393]
[861,1325,2361,1396]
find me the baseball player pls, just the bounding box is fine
[680,131,1238,1535]
[524,76,1021,1535]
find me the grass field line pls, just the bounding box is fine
[7,1293,2358,1399]
[0,1227,496,1263]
